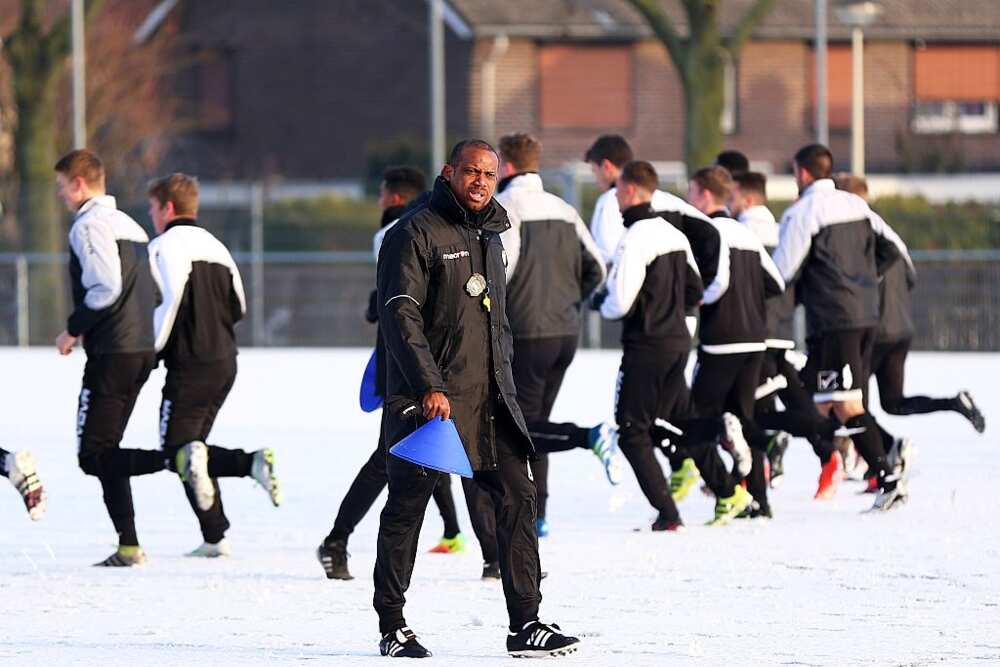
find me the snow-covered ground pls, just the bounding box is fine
[1,348,998,665]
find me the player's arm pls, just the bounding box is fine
[66,219,123,339]
[600,228,653,320]
[150,237,193,353]
[574,210,607,299]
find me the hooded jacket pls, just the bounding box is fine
[377,177,533,471]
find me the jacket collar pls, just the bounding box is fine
[738,205,776,225]
[622,202,656,228]
[801,178,836,197]
[707,208,731,219]
[381,205,406,228]
[75,194,117,219]
[429,176,509,233]
[497,172,542,194]
[164,217,199,232]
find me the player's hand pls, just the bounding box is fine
[56,330,78,356]
[422,391,451,421]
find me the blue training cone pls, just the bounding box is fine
[390,417,473,478]
[359,349,383,413]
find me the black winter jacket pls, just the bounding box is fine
[773,180,904,336]
[67,196,160,355]
[497,173,605,339]
[377,177,533,470]
[875,217,917,343]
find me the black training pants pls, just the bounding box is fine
[160,357,255,544]
[77,352,165,547]
[374,410,540,634]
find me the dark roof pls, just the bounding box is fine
[446,0,1000,42]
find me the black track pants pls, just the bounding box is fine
[374,412,540,634]
[77,352,165,547]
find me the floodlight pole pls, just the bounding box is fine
[72,0,87,149]
[815,0,829,146]
[850,26,865,176]
[429,0,446,174]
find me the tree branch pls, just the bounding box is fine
[727,0,775,51]
[626,0,686,68]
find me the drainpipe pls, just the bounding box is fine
[480,34,509,141]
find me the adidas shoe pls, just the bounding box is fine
[176,441,214,511]
[670,458,701,502]
[589,423,623,485]
[720,413,752,478]
[815,451,844,500]
[317,540,353,580]
[866,479,908,512]
[507,621,580,658]
[766,432,790,488]
[186,538,232,558]
[4,450,46,520]
[379,626,432,658]
[428,533,466,554]
[706,485,754,526]
[94,545,147,567]
[535,517,550,538]
[956,390,985,433]
[252,448,282,507]
[482,561,501,580]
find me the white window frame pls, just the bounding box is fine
[721,52,737,135]
[912,100,998,134]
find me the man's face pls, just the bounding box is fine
[728,184,747,216]
[377,182,405,212]
[793,161,811,194]
[442,148,498,212]
[589,159,618,191]
[614,177,631,212]
[148,198,171,235]
[687,181,708,213]
[56,173,86,213]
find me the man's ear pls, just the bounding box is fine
[441,164,454,180]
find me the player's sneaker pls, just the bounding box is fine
[507,621,580,658]
[651,513,686,532]
[252,448,282,506]
[706,485,753,526]
[955,390,985,433]
[815,451,844,500]
[482,561,501,580]
[886,437,915,481]
[588,423,623,485]
[670,458,700,502]
[866,479,908,512]
[176,441,214,511]
[94,545,146,567]
[428,533,466,554]
[4,450,46,520]
[766,432,790,488]
[838,436,869,481]
[317,540,352,580]
[535,517,550,538]
[379,626,432,658]
[720,413,752,478]
[186,538,232,558]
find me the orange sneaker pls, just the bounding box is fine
[815,451,844,500]
[428,533,466,554]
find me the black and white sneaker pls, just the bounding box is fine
[379,627,432,658]
[507,621,580,658]
[4,450,46,520]
[886,438,915,479]
[956,390,985,433]
[482,561,501,580]
[317,540,353,580]
[720,413,752,478]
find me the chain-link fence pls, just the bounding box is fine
[0,250,997,351]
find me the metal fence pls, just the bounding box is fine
[1,250,998,351]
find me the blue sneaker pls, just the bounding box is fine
[535,517,550,538]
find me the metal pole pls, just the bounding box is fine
[250,183,265,346]
[429,0,445,173]
[16,254,29,347]
[814,0,829,146]
[851,26,865,176]
[71,0,87,149]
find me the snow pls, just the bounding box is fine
[1,347,998,665]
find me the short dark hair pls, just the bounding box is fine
[382,166,426,202]
[834,172,869,197]
[690,166,734,201]
[619,160,659,193]
[498,133,541,172]
[447,139,499,167]
[54,149,105,189]
[734,171,767,202]
[715,150,749,176]
[794,144,834,180]
[583,134,633,168]
[148,173,200,216]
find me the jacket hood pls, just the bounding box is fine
[429,176,509,233]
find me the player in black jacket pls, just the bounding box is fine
[1,447,46,520]
[373,140,579,659]
[318,168,467,582]
[55,150,168,566]
[147,174,281,558]
[774,145,907,511]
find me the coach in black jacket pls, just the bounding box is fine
[372,140,578,658]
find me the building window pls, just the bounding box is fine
[809,44,852,130]
[721,51,737,134]
[539,44,632,129]
[912,45,999,134]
